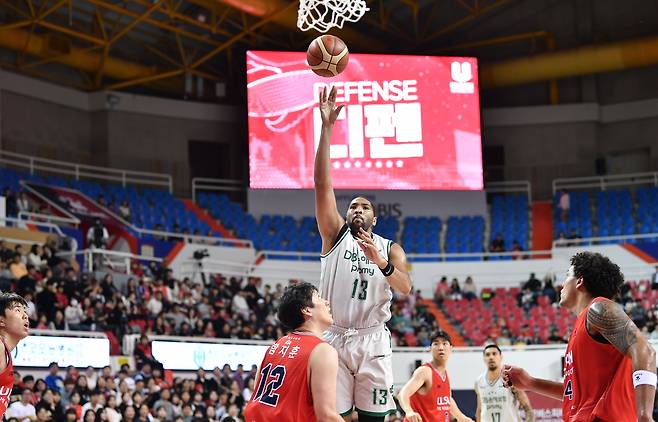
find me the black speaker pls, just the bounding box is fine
[595,158,607,175]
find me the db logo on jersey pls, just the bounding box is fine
[449,62,474,94]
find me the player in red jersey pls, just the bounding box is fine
[503,252,656,422]
[0,292,30,418]
[244,282,343,422]
[398,331,473,422]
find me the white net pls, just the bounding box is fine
[297,0,369,33]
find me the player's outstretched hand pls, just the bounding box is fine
[319,86,344,127]
[356,228,386,267]
[502,364,533,391]
[404,411,422,422]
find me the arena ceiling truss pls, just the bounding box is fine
[0,0,523,96]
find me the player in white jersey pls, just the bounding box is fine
[475,345,534,422]
[314,86,412,421]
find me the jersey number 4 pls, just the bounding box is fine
[253,364,287,407]
[564,380,573,400]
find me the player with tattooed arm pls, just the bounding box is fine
[503,252,656,422]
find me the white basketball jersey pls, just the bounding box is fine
[319,224,393,328]
[475,372,522,422]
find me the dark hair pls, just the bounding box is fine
[430,330,452,345]
[48,362,59,369]
[0,292,27,317]
[571,252,624,300]
[350,196,375,211]
[483,344,502,354]
[276,282,317,330]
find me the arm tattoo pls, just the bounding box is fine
[511,388,534,422]
[587,300,639,353]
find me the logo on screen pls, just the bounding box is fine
[449,62,474,94]
[313,81,423,168]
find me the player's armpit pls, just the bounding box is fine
[511,387,535,422]
[309,343,344,422]
[398,365,431,414]
[586,299,639,353]
[386,243,412,295]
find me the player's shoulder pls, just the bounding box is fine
[309,342,337,365]
[413,363,432,379]
[587,297,626,321]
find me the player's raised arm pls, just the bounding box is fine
[314,86,345,251]
[309,343,344,422]
[586,299,657,421]
[398,366,431,422]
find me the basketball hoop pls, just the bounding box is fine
[297,0,369,33]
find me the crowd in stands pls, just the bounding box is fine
[6,360,255,421]
[435,271,658,346]
[0,236,438,420]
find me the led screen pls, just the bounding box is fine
[247,51,482,190]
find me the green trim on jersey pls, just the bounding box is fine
[339,408,354,417]
[355,407,397,417]
[320,224,350,258]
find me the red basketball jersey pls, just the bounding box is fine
[404,363,452,422]
[562,297,636,422]
[244,332,324,422]
[0,340,14,418]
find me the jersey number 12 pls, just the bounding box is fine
[253,364,287,407]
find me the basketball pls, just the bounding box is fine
[306,35,349,77]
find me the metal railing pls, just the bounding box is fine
[553,171,658,195]
[191,177,244,203]
[131,227,253,248]
[57,248,163,274]
[0,150,173,193]
[485,180,532,202]
[552,232,658,249]
[0,216,66,236]
[18,211,80,227]
[178,256,318,282]
[29,329,108,339]
[251,249,553,262]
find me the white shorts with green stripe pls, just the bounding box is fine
[322,324,397,417]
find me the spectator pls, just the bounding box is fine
[153,388,174,421]
[27,244,44,268]
[6,389,36,421]
[64,408,78,422]
[80,390,104,415]
[4,187,18,217]
[86,218,109,249]
[434,276,449,304]
[64,299,84,330]
[449,278,462,300]
[16,192,32,214]
[462,276,477,300]
[511,240,523,260]
[652,266,658,290]
[567,228,581,247]
[542,275,558,303]
[490,233,505,253]
[44,363,64,394]
[558,189,570,222]
[119,201,132,222]
[9,253,28,280]
[523,273,541,293]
